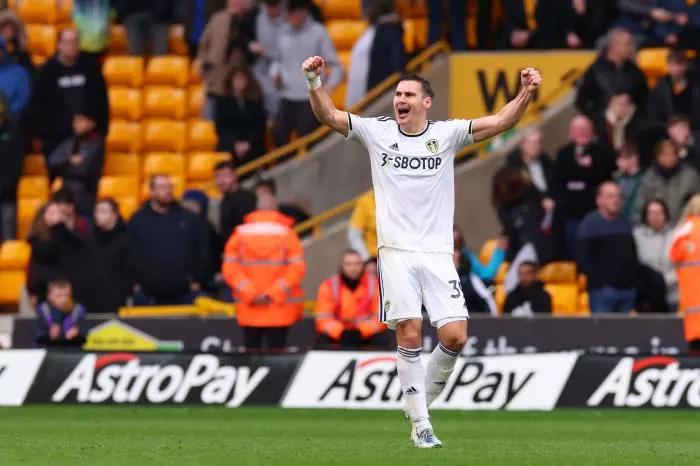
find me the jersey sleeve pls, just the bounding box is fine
[345,113,378,147]
[450,119,475,150]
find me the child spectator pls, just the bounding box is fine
[503,261,552,316]
[613,143,643,222]
[35,280,86,347]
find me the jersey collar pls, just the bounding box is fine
[398,121,431,137]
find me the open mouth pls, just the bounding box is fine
[397,108,410,118]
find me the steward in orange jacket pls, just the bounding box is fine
[222,209,306,347]
[670,199,700,350]
[314,250,387,346]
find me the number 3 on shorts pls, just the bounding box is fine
[449,280,462,299]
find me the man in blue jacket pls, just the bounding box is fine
[0,37,30,120]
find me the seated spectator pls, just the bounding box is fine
[128,175,210,305]
[314,249,388,348]
[48,112,105,216]
[346,0,406,108]
[254,178,311,227]
[272,0,342,146]
[655,0,700,49]
[599,91,647,154]
[554,115,615,258]
[0,10,33,71]
[215,67,266,164]
[506,128,556,198]
[208,161,256,241]
[636,139,700,222]
[613,143,644,222]
[575,29,648,127]
[502,0,582,49]
[184,0,226,58]
[348,191,377,261]
[35,279,86,347]
[617,0,687,45]
[72,0,110,60]
[221,187,306,351]
[50,189,91,238]
[667,115,700,172]
[634,199,677,312]
[577,182,638,313]
[572,0,620,48]
[0,37,29,120]
[0,92,22,241]
[427,0,466,50]
[82,199,129,313]
[253,0,285,118]
[454,227,505,286]
[181,189,221,292]
[453,234,498,315]
[31,28,108,179]
[649,50,698,126]
[503,261,552,316]
[113,0,179,55]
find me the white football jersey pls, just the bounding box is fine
[346,113,474,254]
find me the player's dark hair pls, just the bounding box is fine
[398,73,435,99]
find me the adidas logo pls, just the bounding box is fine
[433,381,446,387]
[389,143,399,151]
[405,386,420,395]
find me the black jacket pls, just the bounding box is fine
[82,221,130,313]
[128,203,210,296]
[501,0,575,49]
[505,150,557,197]
[0,118,23,202]
[214,96,266,161]
[649,74,700,127]
[504,281,552,314]
[220,188,257,242]
[112,0,180,23]
[31,54,109,141]
[28,224,85,302]
[367,15,406,90]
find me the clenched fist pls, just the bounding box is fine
[520,68,542,93]
[302,56,325,77]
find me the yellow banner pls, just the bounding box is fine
[449,51,596,121]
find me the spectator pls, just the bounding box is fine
[184,0,226,58]
[554,115,616,258]
[272,0,342,146]
[670,194,700,352]
[617,0,686,44]
[348,190,377,261]
[597,91,647,154]
[0,92,22,241]
[634,199,677,312]
[221,187,306,351]
[649,50,698,127]
[253,0,285,118]
[215,67,266,164]
[454,227,506,286]
[181,189,221,292]
[572,0,620,48]
[503,261,552,316]
[0,37,29,120]
[345,0,406,108]
[502,0,582,49]
[35,280,86,347]
[47,112,105,216]
[27,202,85,303]
[50,189,91,238]
[636,139,700,222]
[197,0,257,119]
[209,161,256,240]
[613,143,644,222]
[0,10,33,71]
[453,233,498,315]
[655,0,700,48]
[31,28,108,179]
[667,115,700,172]
[72,0,111,60]
[128,175,210,305]
[506,128,557,198]
[113,0,179,56]
[82,199,130,313]
[575,28,648,127]
[314,249,388,348]
[427,0,466,50]
[254,178,311,227]
[577,182,639,313]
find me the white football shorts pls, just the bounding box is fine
[377,247,469,329]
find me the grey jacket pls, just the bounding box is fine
[636,165,700,222]
[633,225,678,305]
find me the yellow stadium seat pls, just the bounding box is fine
[331,81,347,109]
[578,291,590,315]
[58,0,73,23]
[337,51,351,72]
[187,152,231,182]
[26,24,56,56]
[0,240,31,270]
[143,86,187,119]
[140,175,185,201]
[190,59,202,85]
[0,270,26,305]
[578,274,587,291]
[187,120,217,151]
[108,87,142,121]
[145,56,189,87]
[397,0,427,18]
[18,176,49,200]
[322,0,362,19]
[546,284,579,316]
[106,120,142,153]
[168,24,188,55]
[142,152,186,179]
[113,196,140,219]
[495,261,509,284]
[18,0,58,23]
[494,284,506,314]
[31,54,48,67]
[188,84,204,118]
[98,176,139,198]
[142,119,187,152]
[23,154,47,176]
[103,153,141,178]
[108,24,128,55]
[16,198,44,240]
[414,18,428,49]
[637,48,669,81]
[104,56,144,87]
[539,262,577,284]
[326,20,368,51]
[478,238,499,265]
[403,19,417,54]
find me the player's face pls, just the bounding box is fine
[393,80,430,127]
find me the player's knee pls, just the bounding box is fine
[395,320,422,348]
[441,332,467,352]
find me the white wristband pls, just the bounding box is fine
[305,71,322,91]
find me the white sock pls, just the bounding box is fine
[396,346,431,429]
[425,342,460,407]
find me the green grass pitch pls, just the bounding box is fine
[1,407,699,465]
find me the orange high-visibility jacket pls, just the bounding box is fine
[314,272,386,340]
[670,216,700,342]
[222,210,306,327]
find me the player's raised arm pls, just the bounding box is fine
[302,56,349,138]
[471,68,542,143]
